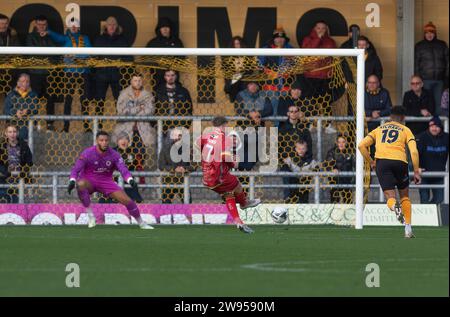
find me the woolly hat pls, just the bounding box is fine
[424,21,437,34]
[429,116,443,129]
[272,27,290,42]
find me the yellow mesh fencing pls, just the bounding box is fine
[0,54,370,205]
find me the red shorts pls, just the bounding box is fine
[206,174,239,195]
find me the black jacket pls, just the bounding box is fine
[154,83,193,130]
[0,28,20,46]
[403,89,435,117]
[146,18,184,48]
[402,89,435,135]
[364,50,383,82]
[94,32,132,68]
[25,31,56,47]
[325,146,354,184]
[416,130,449,172]
[415,37,449,81]
[0,138,33,183]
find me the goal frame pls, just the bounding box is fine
[0,46,366,229]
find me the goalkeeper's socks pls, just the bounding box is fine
[400,197,412,225]
[387,198,396,211]
[125,200,142,221]
[225,196,243,224]
[77,189,91,208]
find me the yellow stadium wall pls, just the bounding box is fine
[0,0,448,105]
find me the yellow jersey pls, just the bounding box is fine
[366,121,416,164]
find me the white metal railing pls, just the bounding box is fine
[0,114,448,205]
[0,170,447,205]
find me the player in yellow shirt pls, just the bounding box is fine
[358,106,421,238]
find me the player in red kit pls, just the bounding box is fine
[199,116,260,233]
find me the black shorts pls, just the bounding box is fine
[375,159,409,191]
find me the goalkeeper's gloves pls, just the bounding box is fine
[67,179,76,195]
[128,178,138,190]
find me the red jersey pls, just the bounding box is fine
[198,128,237,188]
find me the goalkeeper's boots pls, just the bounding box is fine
[241,199,261,210]
[237,224,254,234]
[88,214,96,229]
[139,222,154,230]
[394,203,405,224]
[404,225,415,239]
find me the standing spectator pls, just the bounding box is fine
[301,21,336,88]
[402,75,434,135]
[158,127,192,204]
[278,104,313,159]
[146,17,184,87]
[99,131,144,204]
[3,73,39,141]
[416,116,449,204]
[441,88,449,117]
[94,17,130,122]
[234,80,273,117]
[301,21,337,133]
[223,36,251,102]
[236,110,265,172]
[277,81,305,118]
[47,18,92,132]
[326,135,354,203]
[258,27,294,115]
[365,74,392,132]
[112,74,156,162]
[25,15,57,131]
[146,17,183,48]
[415,22,449,114]
[0,14,20,46]
[357,35,383,83]
[340,24,360,49]
[154,69,193,132]
[0,14,20,94]
[281,140,316,203]
[0,125,33,203]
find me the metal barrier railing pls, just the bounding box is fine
[0,115,448,204]
[1,170,447,205]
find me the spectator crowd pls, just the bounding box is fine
[0,13,448,204]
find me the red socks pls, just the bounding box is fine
[235,191,247,206]
[225,196,243,224]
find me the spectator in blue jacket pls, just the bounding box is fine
[93,16,130,120]
[3,73,39,140]
[47,18,92,132]
[416,116,449,204]
[365,74,392,131]
[234,81,273,117]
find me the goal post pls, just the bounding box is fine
[0,46,366,228]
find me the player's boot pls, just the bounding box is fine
[394,203,405,224]
[240,199,261,210]
[139,222,154,230]
[237,224,254,234]
[404,224,415,239]
[87,214,96,228]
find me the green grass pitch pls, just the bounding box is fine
[0,225,447,296]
